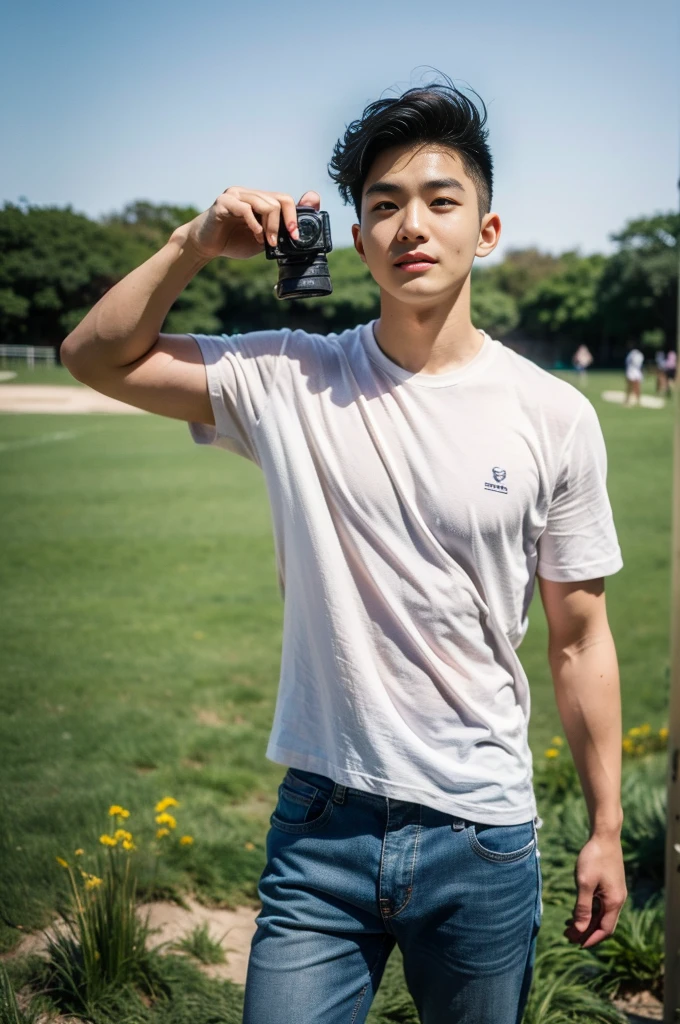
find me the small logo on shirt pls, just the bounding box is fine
[485,466,508,494]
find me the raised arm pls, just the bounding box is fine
[59,187,318,422]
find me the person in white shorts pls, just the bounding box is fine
[624,343,644,406]
[60,73,628,1023]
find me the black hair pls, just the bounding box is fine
[328,73,493,221]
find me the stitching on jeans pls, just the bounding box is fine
[350,935,390,1024]
[386,807,423,919]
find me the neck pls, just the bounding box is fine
[374,275,483,375]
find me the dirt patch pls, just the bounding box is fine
[0,385,146,414]
[612,989,664,1022]
[1,897,259,987]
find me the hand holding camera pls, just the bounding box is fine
[176,186,332,299]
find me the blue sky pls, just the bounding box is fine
[1,0,678,263]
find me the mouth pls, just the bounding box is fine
[393,252,438,272]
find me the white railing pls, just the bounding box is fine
[0,344,56,367]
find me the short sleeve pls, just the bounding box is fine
[187,330,288,463]
[537,398,623,581]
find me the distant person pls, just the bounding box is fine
[664,348,677,395]
[654,349,667,395]
[572,344,593,387]
[60,75,627,1023]
[624,343,644,406]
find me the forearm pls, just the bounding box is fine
[548,630,623,837]
[60,224,210,377]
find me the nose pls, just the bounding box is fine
[396,201,429,243]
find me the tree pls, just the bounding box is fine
[597,212,679,351]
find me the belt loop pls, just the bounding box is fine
[332,782,347,805]
[451,817,467,831]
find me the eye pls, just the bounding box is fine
[431,197,457,206]
[372,201,397,211]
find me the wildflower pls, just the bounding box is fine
[108,805,130,819]
[659,727,669,741]
[622,738,635,753]
[179,835,194,846]
[244,842,255,851]
[122,839,136,851]
[155,812,177,829]
[99,834,118,847]
[113,829,132,842]
[550,736,564,746]
[84,875,103,890]
[627,727,641,737]
[156,828,170,840]
[74,849,84,856]
[56,856,69,868]
[94,951,100,960]
[155,796,179,813]
[544,748,559,759]
[640,723,651,736]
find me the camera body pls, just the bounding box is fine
[264,206,333,300]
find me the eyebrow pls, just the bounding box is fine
[364,177,466,199]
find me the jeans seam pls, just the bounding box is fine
[350,934,390,1024]
[385,807,422,920]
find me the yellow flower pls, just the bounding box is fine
[122,839,136,851]
[113,829,132,842]
[244,841,255,851]
[640,723,651,736]
[155,796,179,813]
[94,951,100,961]
[56,856,69,868]
[99,834,118,847]
[659,727,669,740]
[179,835,194,846]
[155,812,177,829]
[544,748,560,759]
[627,727,641,737]
[108,805,130,819]
[622,738,635,753]
[550,736,564,746]
[74,849,84,856]
[156,827,170,840]
[85,875,103,890]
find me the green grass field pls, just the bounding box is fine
[0,364,674,955]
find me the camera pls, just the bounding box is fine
[264,205,333,300]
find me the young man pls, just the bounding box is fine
[60,78,627,1023]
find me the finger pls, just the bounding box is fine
[298,190,321,210]
[216,193,265,243]
[572,882,596,933]
[238,193,281,246]
[272,193,300,241]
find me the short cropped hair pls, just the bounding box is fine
[328,74,493,221]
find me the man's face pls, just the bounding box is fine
[351,143,500,304]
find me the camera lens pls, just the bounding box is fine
[293,214,321,249]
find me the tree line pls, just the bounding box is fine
[0,199,677,367]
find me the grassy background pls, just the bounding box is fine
[0,364,673,953]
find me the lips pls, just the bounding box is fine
[394,252,437,266]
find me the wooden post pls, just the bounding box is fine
[664,186,680,1022]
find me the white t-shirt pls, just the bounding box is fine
[188,321,623,825]
[625,349,644,381]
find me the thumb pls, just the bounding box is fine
[572,894,593,931]
[298,191,321,210]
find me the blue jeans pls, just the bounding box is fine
[243,768,543,1024]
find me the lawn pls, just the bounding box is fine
[0,364,674,958]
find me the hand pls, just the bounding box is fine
[563,834,628,948]
[176,187,321,262]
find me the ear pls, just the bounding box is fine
[352,223,367,263]
[476,212,502,259]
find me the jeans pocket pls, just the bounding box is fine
[270,768,335,835]
[467,819,536,863]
